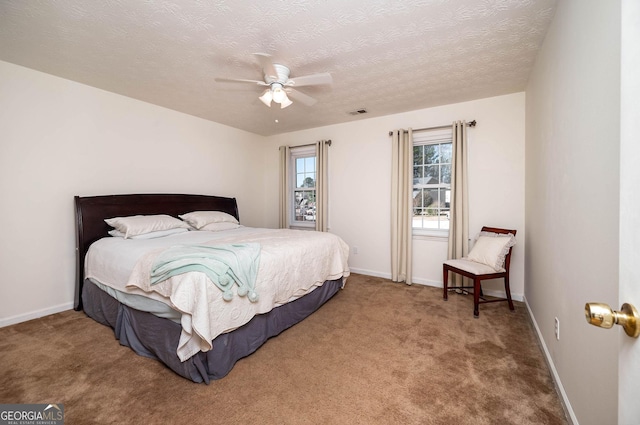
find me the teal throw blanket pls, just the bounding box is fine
[150,243,261,302]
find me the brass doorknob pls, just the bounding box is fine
[584,302,640,338]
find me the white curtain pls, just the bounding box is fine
[278,145,290,229]
[447,121,469,287]
[315,140,329,232]
[390,129,413,284]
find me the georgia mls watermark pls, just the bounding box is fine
[0,404,64,425]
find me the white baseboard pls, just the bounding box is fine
[0,302,74,328]
[478,287,524,302]
[348,267,392,280]
[523,297,578,425]
[409,276,443,287]
[348,268,524,301]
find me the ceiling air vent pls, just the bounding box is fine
[347,108,368,116]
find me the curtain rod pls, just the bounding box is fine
[388,120,476,137]
[290,139,332,148]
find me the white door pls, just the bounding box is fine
[618,1,639,423]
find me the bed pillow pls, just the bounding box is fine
[466,232,516,272]
[105,214,189,239]
[179,211,239,229]
[108,227,189,239]
[199,222,242,232]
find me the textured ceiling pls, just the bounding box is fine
[0,0,557,136]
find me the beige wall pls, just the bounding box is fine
[263,93,526,298]
[525,1,621,423]
[0,61,267,325]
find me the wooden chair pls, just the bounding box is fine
[443,226,516,317]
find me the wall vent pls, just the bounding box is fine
[347,108,368,116]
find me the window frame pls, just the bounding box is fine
[412,128,453,238]
[289,145,317,229]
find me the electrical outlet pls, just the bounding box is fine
[353,246,358,255]
[554,317,560,340]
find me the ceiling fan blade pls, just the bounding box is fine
[287,72,333,87]
[286,88,317,106]
[253,53,279,81]
[214,77,268,86]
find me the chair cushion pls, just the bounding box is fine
[466,232,515,271]
[444,259,502,275]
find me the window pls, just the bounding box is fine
[291,146,316,227]
[412,129,452,234]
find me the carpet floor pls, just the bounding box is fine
[0,274,568,424]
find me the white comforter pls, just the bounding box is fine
[86,227,350,361]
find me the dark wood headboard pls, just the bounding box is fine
[74,193,239,311]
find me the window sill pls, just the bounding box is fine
[289,222,315,230]
[413,230,449,241]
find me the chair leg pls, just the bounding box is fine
[504,275,515,311]
[473,278,480,317]
[443,267,449,301]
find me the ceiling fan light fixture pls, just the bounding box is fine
[280,96,293,109]
[271,83,286,103]
[219,54,330,110]
[259,89,272,107]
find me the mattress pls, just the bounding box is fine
[88,278,182,322]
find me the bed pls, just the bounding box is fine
[74,193,350,383]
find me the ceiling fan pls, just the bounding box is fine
[215,53,333,109]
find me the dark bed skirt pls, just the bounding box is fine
[82,278,343,384]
